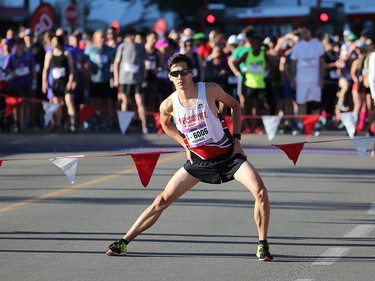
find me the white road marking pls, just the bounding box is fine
[368,202,375,215]
[313,247,350,265]
[344,225,375,238]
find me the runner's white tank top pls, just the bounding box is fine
[172,82,232,160]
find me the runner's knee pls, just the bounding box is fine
[254,187,268,203]
[152,194,171,211]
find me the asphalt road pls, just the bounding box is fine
[0,131,374,281]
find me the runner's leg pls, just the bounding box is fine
[234,161,270,240]
[123,167,200,242]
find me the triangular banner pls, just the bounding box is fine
[5,96,23,118]
[350,138,375,158]
[301,114,320,139]
[262,115,281,141]
[79,105,97,125]
[273,142,306,166]
[153,113,163,137]
[50,155,83,184]
[42,102,60,127]
[117,111,134,134]
[131,152,160,187]
[340,112,357,138]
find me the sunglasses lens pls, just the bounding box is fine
[170,70,191,77]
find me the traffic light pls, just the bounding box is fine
[319,12,329,23]
[204,4,225,29]
[206,14,216,24]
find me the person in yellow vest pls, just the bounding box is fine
[232,35,270,134]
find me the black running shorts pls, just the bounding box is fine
[183,149,247,184]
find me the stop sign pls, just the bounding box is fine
[64,4,78,24]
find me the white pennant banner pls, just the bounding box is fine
[117,111,135,134]
[340,112,357,138]
[50,155,83,184]
[42,102,60,127]
[262,115,282,141]
[350,138,375,158]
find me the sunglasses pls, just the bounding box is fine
[169,69,193,77]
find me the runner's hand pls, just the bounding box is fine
[185,146,193,164]
[231,139,247,159]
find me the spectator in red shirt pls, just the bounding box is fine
[193,33,212,60]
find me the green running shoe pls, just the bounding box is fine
[256,243,273,261]
[106,240,127,256]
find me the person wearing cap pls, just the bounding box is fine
[335,32,358,112]
[231,34,271,135]
[225,34,240,104]
[237,33,247,46]
[193,32,211,60]
[227,27,254,117]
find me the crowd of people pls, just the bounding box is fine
[0,24,375,138]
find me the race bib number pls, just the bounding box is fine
[51,67,66,79]
[301,58,316,67]
[15,66,30,76]
[123,62,139,73]
[249,63,263,73]
[95,54,108,64]
[183,124,212,148]
[329,70,339,79]
[145,60,156,70]
[227,75,238,85]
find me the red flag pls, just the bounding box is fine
[79,105,97,125]
[274,142,305,166]
[153,113,163,137]
[0,160,2,167]
[131,153,160,187]
[5,96,23,118]
[301,114,320,139]
[223,115,233,134]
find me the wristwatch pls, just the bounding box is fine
[233,133,241,140]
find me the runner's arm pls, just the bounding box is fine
[42,52,52,94]
[207,83,245,157]
[159,96,186,148]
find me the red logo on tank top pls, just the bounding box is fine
[179,111,208,125]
